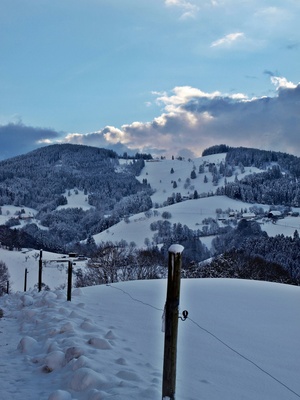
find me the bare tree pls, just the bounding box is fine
[75,242,166,287]
[0,261,9,296]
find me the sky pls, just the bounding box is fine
[0,0,300,160]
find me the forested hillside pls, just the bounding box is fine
[202,145,300,206]
[0,143,300,287]
[0,144,152,251]
[0,144,149,209]
[224,147,300,206]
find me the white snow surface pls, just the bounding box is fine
[94,156,300,248]
[0,248,87,293]
[57,190,93,211]
[1,278,300,400]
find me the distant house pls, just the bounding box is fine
[229,211,237,218]
[19,213,34,221]
[268,211,282,219]
[241,212,256,220]
[289,211,299,217]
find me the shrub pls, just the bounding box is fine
[161,211,172,219]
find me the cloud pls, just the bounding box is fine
[1,77,300,160]
[210,32,245,48]
[286,42,300,50]
[270,76,297,90]
[62,76,300,158]
[110,77,300,157]
[164,0,199,19]
[263,70,275,77]
[254,6,290,24]
[63,127,139,156]
[0,122,61,160]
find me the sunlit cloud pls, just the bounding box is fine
[164,0,199,19]
[1,77,300,160]
[211,32,245,48]
[271,76,298,90]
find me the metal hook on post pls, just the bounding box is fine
[179,310,189,321]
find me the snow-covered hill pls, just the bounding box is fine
[0,248,86,293]
[1,148,300,399]
[136,153,261,206]
[1,152,300,294]
[93,195,261,248]
[96,151,300,247]
[0,279,299,400]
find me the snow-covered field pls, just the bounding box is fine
[0,248,86,293]
[97,155,300,247]
[1,155,299,252]
[0,279,299,400]
[93,195,255,248]
[1,155,300,399]
[136,153,261,207]
[57,189,93,212]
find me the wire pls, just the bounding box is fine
[106,284,164,312]
[275,222,300,230]
[187,316,300,399]
[107,283,300,398]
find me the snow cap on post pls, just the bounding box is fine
[168,244,184,254]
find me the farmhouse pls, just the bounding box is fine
[241,212,256,220]
[19,213,34,221]
[268,210,282,219]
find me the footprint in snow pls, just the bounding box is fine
[116,370,142,382]
[48,389,72,400]
[104,330,117,340]
[87,337,112,350]
[115,357,127,366]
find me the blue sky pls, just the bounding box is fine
[0,0,300,159]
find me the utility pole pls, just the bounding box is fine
[162,244,184,400]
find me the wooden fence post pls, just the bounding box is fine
[162,244,184,400]
[24,268,28,292]
[38,249,43,292]
[67,260,72,301]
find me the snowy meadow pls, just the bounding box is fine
[1,279,300,400]
[1,149,300,399]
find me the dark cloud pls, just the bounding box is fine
[263,70,275,77]
[1,79,299,161]
[113,80,300,157]
[179,83,300,155]
[0,122,61,160]
[286,42,300,50]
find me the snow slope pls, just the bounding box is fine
[57,189,93,212]
[95,156,300,248]
[0,279,299,400]
[136,154,261,206]
[94,195,261,248]
[0,248,86,293]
